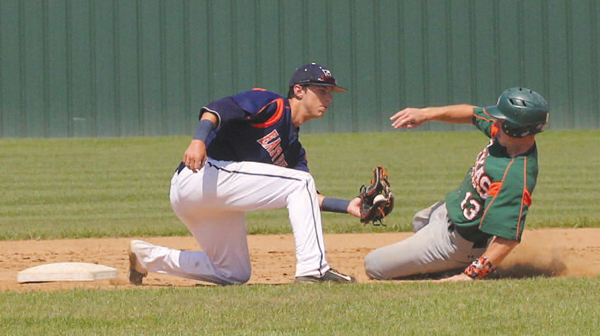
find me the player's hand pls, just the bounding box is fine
[183,139,207,173]
[435,273,473,282]
[347,197,362,218]
[390,108,427,129]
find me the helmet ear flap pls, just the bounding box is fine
[501,121,546,138]
[501,122,527,138]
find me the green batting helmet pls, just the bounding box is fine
[486,87,549,138]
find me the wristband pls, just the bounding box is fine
[464,255,494,279]
[321,198,350,214]
[193,119,215,142]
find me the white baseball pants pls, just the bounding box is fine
[136,158,331,285]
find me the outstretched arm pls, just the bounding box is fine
[318,194,362,218]
[390,104,477,129]
[438,236,519,282]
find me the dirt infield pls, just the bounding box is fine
[1,228,599,292]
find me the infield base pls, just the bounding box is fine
[17,262,117,283]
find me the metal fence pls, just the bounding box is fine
[0,0,598,138]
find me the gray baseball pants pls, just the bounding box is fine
[364,201,487,279]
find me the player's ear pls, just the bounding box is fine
[293,84,305,99]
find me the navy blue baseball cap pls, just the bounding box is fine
[288,63,347,93]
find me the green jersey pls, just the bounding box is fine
[446,107,538,243]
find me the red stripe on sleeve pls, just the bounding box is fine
[488,182,502,196]
[252,98,285,128]
[522,189,532,207]
[490,124,499,138]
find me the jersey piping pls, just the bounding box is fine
[479,159,514,229]
[477,155,532,242]
[201,107,223,128]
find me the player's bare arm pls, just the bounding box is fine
[346,197,362,217]
[317,194,362,218]
[437,236,519,282]
[320,194,387,220]
[390,104,477,129]
[183,112,218,172]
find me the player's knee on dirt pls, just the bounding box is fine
[220,267,252,285]
[364,252,388,280]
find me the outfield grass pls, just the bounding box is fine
[2,130,600,335]
[1,130,599,240]
[1,278,598,335]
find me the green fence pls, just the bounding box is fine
[0,0,598,138]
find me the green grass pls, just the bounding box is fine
[2,131,600,335]
[1,278,599,335]
[1,130,600,240]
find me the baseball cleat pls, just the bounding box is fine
[295,268,357,284]
[128,240,149,286]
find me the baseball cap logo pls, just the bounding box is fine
[322,69,332,77]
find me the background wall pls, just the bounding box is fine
[0,0,598,138]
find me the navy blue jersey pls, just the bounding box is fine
[200,88,309,172]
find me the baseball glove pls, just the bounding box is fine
[358,166,394,225]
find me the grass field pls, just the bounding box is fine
[1,279,599,335]
[1,130,599,240]
[1,130,599,335]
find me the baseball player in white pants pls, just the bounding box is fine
[129,63,360,285]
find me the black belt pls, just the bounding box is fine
[451,223,489,249]
[472,240,488,249]
[176,161,186,174]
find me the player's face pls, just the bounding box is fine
[304,85,334,119]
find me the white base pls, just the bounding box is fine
[17,262,117,283]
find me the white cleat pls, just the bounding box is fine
[295,268,357,284]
